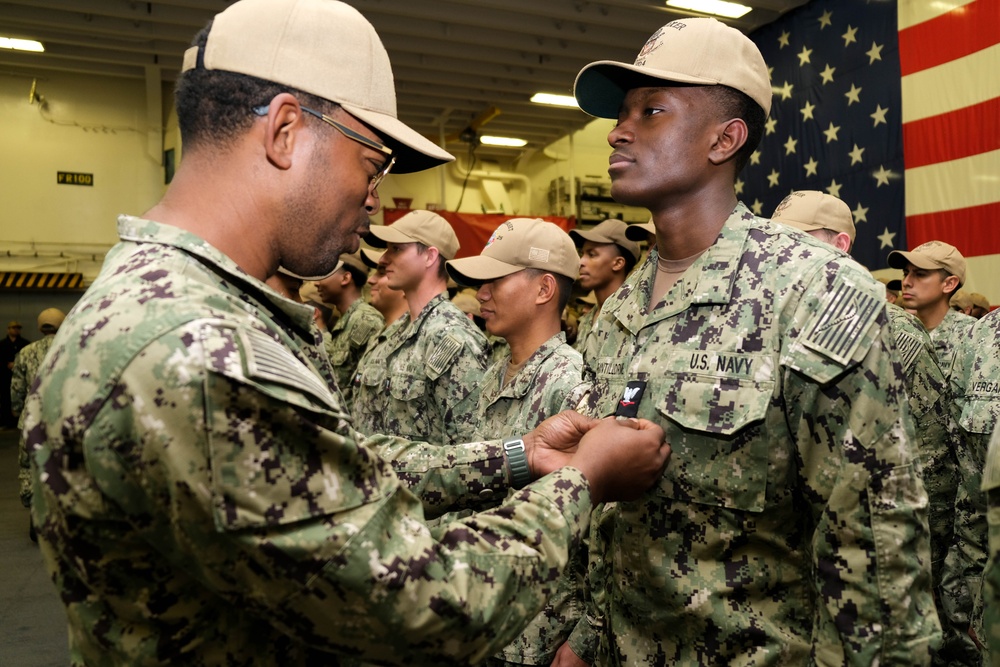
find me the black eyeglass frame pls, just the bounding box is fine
[252,104,396,190]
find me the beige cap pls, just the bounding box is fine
[7,320,21,328]
[888,241,967,285]
[37,308,66,330]
[359,247,384,269]
[771,190,856,243]
[625,221,656,243]
[577,290,598,306]
[181,0,453,173]
[574,17,771,119]
[366,210,460,259]
[887,279,902,292]
[451,289,481,318]
[951,290,973,311]
[971,292,991,310]
[447,218,580,285]
[336,250,369,275]
[569,219,641,262]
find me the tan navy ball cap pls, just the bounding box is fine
[970,292,991,310]
[447,218,580,285]
[569,219,641,262]
[365,210,460,260]
[887,279,902,292]
[181,0,453,173]
[37,308,66,330]
[451,289,481,318]
[625,221,656,243]
[771,190,856,243]
[888,240,967,285]
[336,250,369,275]
[7,320,21,328]
[950,289,973,311]
[574,17,772,120]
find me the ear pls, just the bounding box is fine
[260,93,308,171]
[834,233,853,254]
[339,271,353,288]
[708,117,748,167]
[611,254,626,273]
[536,273,557,306]
[422,246,441,270]
[942,274,961,295]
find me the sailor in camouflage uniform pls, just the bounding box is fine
[10,308,65,513]
[569,219,639,353]
[21,2,672,665]
[950,308,1000,663]
[772,191,969,665]
[889,241,977,377]
[553,18,941,666]
[448,219,590,666]
[354,210,488,445]
[314,250,383,401]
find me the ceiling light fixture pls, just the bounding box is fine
[665,0,752,19]
[0,37,44,52]
[530,93,580,108]
[479,135,528,147]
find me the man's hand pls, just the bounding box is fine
[523,410,600,477]
[568,417,669,503]
[550,642,589,667]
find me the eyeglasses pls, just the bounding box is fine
[253,104,396,191]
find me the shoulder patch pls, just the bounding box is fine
[802,274,883,365]
[239,327,337,408]
[426,333,464,376]
[893,329,924,376]
[349,319,379,347]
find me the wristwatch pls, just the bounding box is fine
[503,437,532,489]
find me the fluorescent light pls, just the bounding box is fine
[0,37,44,52]
[665,0,752,19]
[480,135,528,147]
[530,92,580,108]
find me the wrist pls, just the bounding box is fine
[503,437,532,489]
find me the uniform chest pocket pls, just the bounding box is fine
[388,373,427,402]
[652,375,773,512]
[358,362,386,389]
[959,398,1000,435]
[328,341,350,366]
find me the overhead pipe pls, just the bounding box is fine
[448,159,531,215]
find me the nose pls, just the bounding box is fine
[608,120,633,147]
[365,188,381,215]
[476,284,491,303]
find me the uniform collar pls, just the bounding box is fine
[603,203,755,334]
[494,332,568,399]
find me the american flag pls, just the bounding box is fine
[898,0,1000,300]
[741,0,904,271]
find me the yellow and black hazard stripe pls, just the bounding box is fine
[0,272,85,290]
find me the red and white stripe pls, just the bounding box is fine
[899,0,1000,305]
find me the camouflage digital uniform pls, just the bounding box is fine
[888,306,973,665]
[322,298,382,402]
[351,293,487,445]
[981,428,1000,662]
[572,307,595,353]
[23,216,597,666]
[930,308,977,380]
[950,309,1000,662]
[574,203,940,665]
[473,332,589,667]
[10,333,56,507]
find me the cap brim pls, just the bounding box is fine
[775,219,825,234]
[625,224,655,242]
[277,265,338,282]
[446,256,523,286]
[574,60,719,119]
[887,250,939,271]
[569,227,614,247]
[365,225,418,248]
[360,247,383,268]
[887,280,902,291]
[343,104,454,174]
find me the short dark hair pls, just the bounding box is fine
[175,21,338,150]
[414,243,449,281]
[524,269,575,312]
[706,85,766,176]
[341,264,369,292]
[614,245,638,276]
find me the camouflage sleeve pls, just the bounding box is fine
[782,267,940,665]
[10,348,29,416]
[83,320,595,663]
[981,428,1000,657]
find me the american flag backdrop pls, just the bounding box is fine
[741,0,904,271]
[898,0,1000,302]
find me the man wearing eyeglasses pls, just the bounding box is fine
[20,1,672,665]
